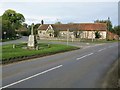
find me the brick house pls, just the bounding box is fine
[107,31,119,40]
[37,23,108,39]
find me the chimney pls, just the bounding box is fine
[41,20,44,25]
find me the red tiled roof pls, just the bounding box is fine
[79,23,107,31]
[38,23,107,31]
[38,24,49,30]
[52,24,78,31]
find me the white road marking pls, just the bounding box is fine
[108,46,116,48]
[76,53,94,60]
[98,48,106,52]
[1,65,63,89]
[83,44,103,49]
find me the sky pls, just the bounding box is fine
[0,0,119,26]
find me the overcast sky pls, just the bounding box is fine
[0,0,119,26]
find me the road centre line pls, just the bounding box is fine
[98,48,106,52]
[98,45,117,52]
[1,65,63,89]
[76,53,94,60]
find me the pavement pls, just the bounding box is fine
[1,41,119,88]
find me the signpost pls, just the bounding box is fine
[67,29,69,45]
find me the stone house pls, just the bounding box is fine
[37,23,108,39]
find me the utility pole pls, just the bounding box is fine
[92,31,94,42]
[67,29,69,45]
[106,17,110,40]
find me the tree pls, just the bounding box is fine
[55,21,62,24]
[73,31,78,38]
[2,9,25,39]
[54,30,59,37]
[41,20,44,25]
[2,9,25,29]
[113,25,120,36]
[68,22,74,24]
[0,16,2,39]
[95,31,101,39]
[23,23,28,28]
[94,18,113,32]
[2,19,14,39]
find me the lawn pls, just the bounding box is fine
[102,58,120,88]
[1,43,79,61]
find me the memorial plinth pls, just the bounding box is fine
[27,23,37,50]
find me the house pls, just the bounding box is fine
[107,31,119,40]
[37,23,108,39]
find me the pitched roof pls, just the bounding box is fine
[52,24,79,31]
[79,23,107,31]
[38,23,107,31]
[38,24,49,30]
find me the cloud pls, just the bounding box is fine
[25,16,62,25]
[1,2,118,26]
[1,0,119,2]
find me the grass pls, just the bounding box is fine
[103,58,120,88]
[1,43,79,61]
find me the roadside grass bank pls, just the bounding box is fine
[1,43,79,64]
[102,58,120,88]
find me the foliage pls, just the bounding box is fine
[67,22,74,24]
[95,31,101,39]
[113,25,120,36]
[2,9,25,29]
[73,31,78,38]
[55,21,62,24]
[54,30,59,37]
[73,30,82,38]
[2,9,25,39]
[94,18,113,32]
[41,20,44,24]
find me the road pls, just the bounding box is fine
[1,42,119,88]
[1,36,28,46]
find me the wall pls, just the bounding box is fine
[38,29,107,40]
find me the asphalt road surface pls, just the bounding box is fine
[1,36,28,46]
[1,42,119,88]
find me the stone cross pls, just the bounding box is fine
[31,23,34,35]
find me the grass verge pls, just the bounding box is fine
[1,43,79,64]
[102,58,120,88]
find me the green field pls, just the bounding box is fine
[1,43,79,61]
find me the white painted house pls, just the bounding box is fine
[37,23,107,39]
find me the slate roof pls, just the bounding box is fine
[38,23,107,31]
